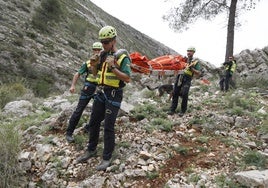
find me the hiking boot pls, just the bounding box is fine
[76,150,97,163]
[167,111,175,115]
[66,134,74,143]
[96,160,111,171]
[178,112,184,117]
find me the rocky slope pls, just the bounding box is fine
[2,73,268,187]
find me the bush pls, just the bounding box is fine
[32,0,62,33]
[215,174,242,188]
[68,40,78,49]
[151,118,173,132]
[32,80,52,98]
[26,31,37,39]
[0,123,22,187]
[0,82,27,109]
[242,150,267,169]
[40,0,62,20]
[17,61,56,98]
[69,16,89,39]
[226,93,259,114]
[131,103,164,120]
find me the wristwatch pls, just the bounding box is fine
[111,65,116,70]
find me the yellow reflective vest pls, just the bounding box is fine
[225,60,236,74]
[97,54,127,87]
[184,59,198,77]
[85,60,98,83]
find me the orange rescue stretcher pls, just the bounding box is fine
[130,52,187,76]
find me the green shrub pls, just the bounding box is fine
[131,103,163,120]
[196,146,208,153]
[187,173,201,184]
[242,150,267,169]
[214,174,242,188]
[219,137,238,147]
[257,121,268,135]
[26,32,37,39]
[32,13,49,33]
[0,82,27,109]
[32,80,52,98]
[228,106,244,116]
[143,124,155,134]
[68,40,78,49]
[189,116,206,125]
[196,136,209,144]
[13,36,24,46]
[0,123,22,188]
[32,0,62,33]
[73,135,88,150]
[226,93,260,115]
[173,146,189,156]
[146,171,159,180]
[11,49,27,63]
[117,141,131,148]
[48,51,55,57]
[0,87,13,109]
[15,111,53,131]
[142,89,156,98]
[40,0,62,19]
[151,118,173,132]
[69,16,89,39]
[134,113,146,121]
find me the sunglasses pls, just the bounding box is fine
[101,39,112,44]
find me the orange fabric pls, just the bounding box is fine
[130,52,187,75]
[148,55,186,70]
[201,78,210,85]
[130,52,150,74]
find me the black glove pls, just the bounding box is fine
[223,61,231,66]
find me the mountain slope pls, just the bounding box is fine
[1,0,267,99]
[0,0,178,96]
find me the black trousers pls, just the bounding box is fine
[219,71,233,91]
[170,74,192,113]
[66,82,97,135]
[87,87,123,160]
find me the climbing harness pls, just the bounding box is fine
[95,86,121,107]
[79,82,97,100]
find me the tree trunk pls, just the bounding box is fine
[225,0,237,61]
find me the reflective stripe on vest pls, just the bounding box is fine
[184,60,197,77]
[86,60,98,83]
[97,54,126,87]
[231,62,236,73]
[225,60,236,73]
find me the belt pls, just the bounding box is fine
[84,81,97,86]
[97,85,121,90]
